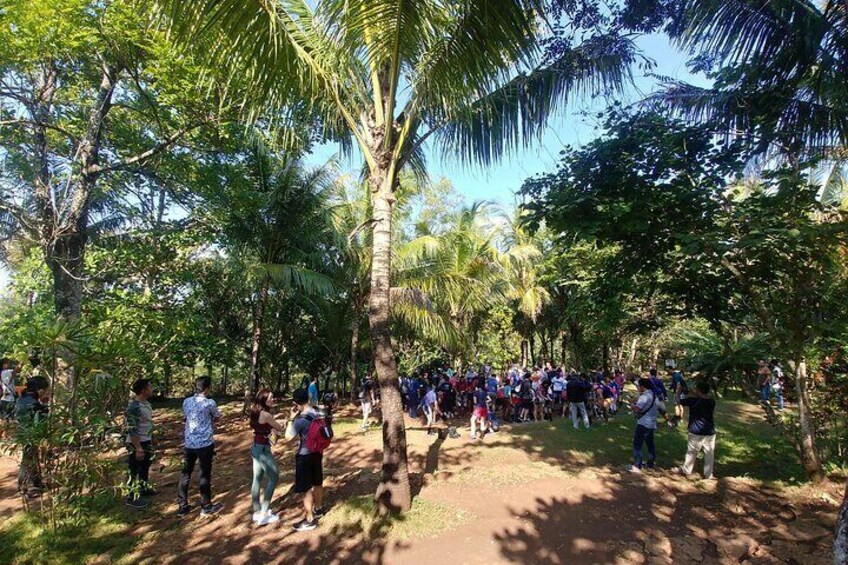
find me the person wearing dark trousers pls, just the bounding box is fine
[627,378,661,473]
[177,376,222,517]
[125,378,156,509]
[15,376,50,497]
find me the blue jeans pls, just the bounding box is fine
[408,396,419,418]
[774,388,784,410]
[760,385,771,402]
[250,443,278,513]
[632,424,656,469]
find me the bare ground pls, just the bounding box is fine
[0,401,841,564]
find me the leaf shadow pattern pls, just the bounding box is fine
[492,473,835,564]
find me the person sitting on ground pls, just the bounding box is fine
[16,375,50,497]
[125,378,156,509]
[177,376,223,517]
[285,389,331,532]
[596,376,615,423]
[470,380,489,439]
[249,388,287,526]
[677,381,717,480]
[628,378,660,473]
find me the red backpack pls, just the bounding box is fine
[304,414,333,453]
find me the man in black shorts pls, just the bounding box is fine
[285,389,326,531]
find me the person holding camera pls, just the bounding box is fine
[627,378,661,473]
[285,388,333,532]
[125,378,156,509]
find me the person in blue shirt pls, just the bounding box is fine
[407,376,421,419]
[178,377,222,517]
[307,376,319,407]
[648,368,668,401]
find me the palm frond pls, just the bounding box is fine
[259,263,336,295]
[436,34,639,165]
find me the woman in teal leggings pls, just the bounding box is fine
[250,389,285,525]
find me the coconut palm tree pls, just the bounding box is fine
[211,136,336,395]
[154,0,638,511]
[657,0,848,158]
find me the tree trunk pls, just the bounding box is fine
[529,331,536,367]
[368,174,412,514]
[626,337,639,371]
[222,365,229,396]
[602,342,610,373]
[520,340,528,368]
[349,299,362,402]
[790,357,824,482]
[835,480,848,565]
[250,275,270,396]
[45,228,87,321]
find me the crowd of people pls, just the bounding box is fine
[1,355,722,533]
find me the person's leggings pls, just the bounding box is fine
[250,443,279,514]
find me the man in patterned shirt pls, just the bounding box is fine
[177,376,222,517]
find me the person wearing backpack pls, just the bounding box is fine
[285,388,332,532]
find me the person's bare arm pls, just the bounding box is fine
[259,410,285,433]
[284,406,299,440]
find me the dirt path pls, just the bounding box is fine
[0,401,840,564]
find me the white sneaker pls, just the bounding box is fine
[252,512,263,522]
[257,512,280,526]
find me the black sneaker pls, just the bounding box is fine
[177,505,193,517]
[200,502,223,516]
[293,519,317,532]
[125,497,150,509]
[313,506,326,518]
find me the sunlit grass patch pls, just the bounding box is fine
[0,511,135,565]
[322,495,474,540]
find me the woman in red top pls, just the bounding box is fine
[250,389,286,526]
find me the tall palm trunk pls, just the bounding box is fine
[349,299,362,402]
[368,173,412,513]
[789,357,824,482]
[250,275,270,396]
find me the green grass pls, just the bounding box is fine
[321,495,474,541]
[484,399,805,484]
[0,510,135,565]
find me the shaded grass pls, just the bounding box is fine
[321,495,474,541]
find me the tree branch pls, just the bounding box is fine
[88,122,203,174]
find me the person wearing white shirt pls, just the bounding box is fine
[0,359,17,421]
[628,378,661,473]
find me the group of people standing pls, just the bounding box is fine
[123,377,331,532]
[377,361,718,479]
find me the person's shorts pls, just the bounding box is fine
[521,399,533,409]
[362,400,372,411]
[473,407,488,419]
[294,452,323,493]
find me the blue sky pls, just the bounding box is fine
[306,33,708,207]
[0,33,704,294]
